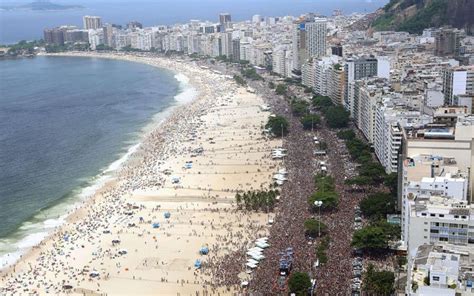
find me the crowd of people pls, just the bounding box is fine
[236,74,371,295]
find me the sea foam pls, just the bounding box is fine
[0,70,195,271]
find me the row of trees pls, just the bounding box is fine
[234,189,279,212]
[312,95,349,128]
[289,98,322,131]
[337,129,389,187]
[360,192,396,221]
[352,220,400,251]
[233,75,246,86]
[316,236,330,265]
[4,40,45,56]
[308,175,339,211]
[310,92,397,293]
[241,67,263,81]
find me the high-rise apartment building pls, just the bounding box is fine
[292,18,327,71]
[127,21,143,30]
[219,13,231,25]
[220,32,233,58]
[435,27,462,57]
[443,66,474,105]
[343,57,378,110]
[232,39,240,62]
[83,16,102,30]
[43,28,65,45]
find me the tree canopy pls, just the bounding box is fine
[384,172,398,197]
[241,67,263,80]
[325,106,350,128]
[235,189,279,212]
[364,264,395,296]
[312,95,333,111]
[304,218,327,238]
[288,272,312,295]
[337,129,356,140]
[360,192,395,221]
[291,99,310,117]
[309,190,339,210]
[275,83,287,95]
[265,115,289,137]
[352,225,389,250]
[233,75,247,86]
[300,114,321,130]
[308,175,338,210]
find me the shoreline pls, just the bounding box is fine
[0,52,197,271]
[1,52,279,295]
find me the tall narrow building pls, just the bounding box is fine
[219,13,231,25]
[83,16,102,30]
[292,18,327,71]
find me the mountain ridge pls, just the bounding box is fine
[370,0,473,34]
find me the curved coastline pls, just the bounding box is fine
[0,52,277,295]
[0,52,198,270]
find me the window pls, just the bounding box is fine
[439,214,444,217]
[422,213,427,216]
[430,213,435,217]
[454,215,459,218]
[424,222,428,225]
[433,276,440,281]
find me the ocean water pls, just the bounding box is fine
[0,0,389,44]
[0,55,182,267]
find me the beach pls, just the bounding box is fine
[0,52,280,295]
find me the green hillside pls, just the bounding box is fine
[371,0,473,34]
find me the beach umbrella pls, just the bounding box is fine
[152,222,160,228]
[194,259,202,269]
[89,271,99,278]
[199,246,209,255]
[164,212,171,219]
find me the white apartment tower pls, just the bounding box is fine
[83,16,102,30]
[292,18,327,71]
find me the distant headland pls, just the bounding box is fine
[1,0,84,11]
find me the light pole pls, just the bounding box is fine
[314,200,323,237]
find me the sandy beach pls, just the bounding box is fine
[0,52,281,295]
